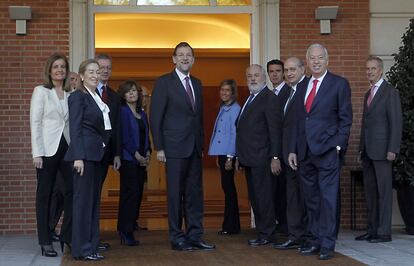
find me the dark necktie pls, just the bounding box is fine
[305,79,318,113]
[184,77,195,111]
[367,85,376,107]
[101,85,109,104]
[284,89,294,114]
[241,94,254,114]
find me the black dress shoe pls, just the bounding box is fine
[74,254,101,261]
[273,239,301,250]
[188,240,216,250]
[248,238,272,246]
[98,242,110,251]
[368,235,392,243]
[171,241,194,251]
[355,233,376,241]
[299,245,320,256]
[218,230,240,235]
[93,253,105,260]
[319,248,334,260]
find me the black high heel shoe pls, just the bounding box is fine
[41,245,57,257]
[59,240,71,253]
[119,231,140,246]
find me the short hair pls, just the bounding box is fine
[43,52,70,92]
[77,59,100,92]
[306,43,329,61]
[247,64,266,77]
[118,80,143,111]
[367,56,384,70]
[95,53,112,63]
[219,79,238,103]
[173,42,194,57]
[266,59,284,72]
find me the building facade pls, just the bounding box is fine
[0,0,413,234]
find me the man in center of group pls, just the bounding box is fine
[236,64,283,246]
[150,42,215,252]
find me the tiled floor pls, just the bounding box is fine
[1,228,414,266]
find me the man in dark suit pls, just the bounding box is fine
[288,44,352,260]
[355,56,402,243]
[274,57,308,250]
[236,64,283,246]
[150,42,215,251]
[267,59,290,235]
[95,54,122,250]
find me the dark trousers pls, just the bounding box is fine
[362,156,393,236]
[285,166,307,241]
[98,139,113,190]
[273,164,287,232]
[165,151,204,243]
[300,148,340,251]
[218,156,240,233]
[36,136,72,245]
[48,171,64,234]
[117,160,145,233]
[71,160,103,257]
[245,164,276,240]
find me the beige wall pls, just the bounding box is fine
[370,0,414,226]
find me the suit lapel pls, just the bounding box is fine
[367,81,387,112]
[239,87,267,122]
[309,72,331,112]
[172,71,196,112]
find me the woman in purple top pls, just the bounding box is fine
[117,80,151,246]
[208,79,241,235]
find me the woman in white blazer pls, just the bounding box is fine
[30,53,73,257]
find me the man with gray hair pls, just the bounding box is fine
[288,44,352,260]
[356,56,402,243]
[236,64,283,246]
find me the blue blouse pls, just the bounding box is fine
[208,102,241,156]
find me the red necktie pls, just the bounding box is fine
[367,85,376,107]
[305,79,318,113]
[101,85,109,104]
[185,77,195,111]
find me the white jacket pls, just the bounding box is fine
[30,85,70,158]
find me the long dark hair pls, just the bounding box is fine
[118,80,143,114]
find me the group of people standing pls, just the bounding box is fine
[30,40,402,262]
[30,54,150,261]
[207,43,402,261]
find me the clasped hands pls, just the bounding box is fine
[135,151,151,166]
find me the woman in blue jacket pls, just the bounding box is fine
[117,80,151,246]
[208,79,241,235]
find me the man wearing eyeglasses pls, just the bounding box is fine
[150,42,215,252]
[95,53,122,251]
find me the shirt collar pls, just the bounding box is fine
[273,81,285,93]
[311,70,328,84]
[175,68,190,81]
[373,78,384,88]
